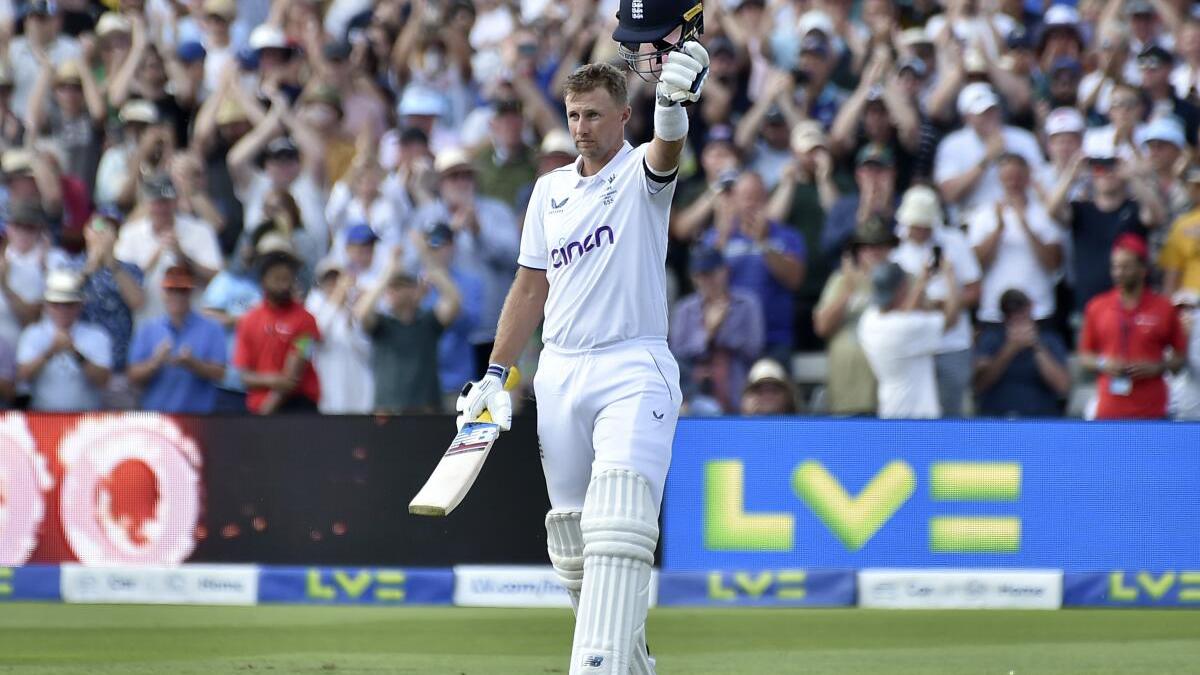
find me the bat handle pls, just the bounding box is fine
[472,366,520,424]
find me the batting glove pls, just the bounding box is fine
[656,41,710,105]
[455,364,512,432]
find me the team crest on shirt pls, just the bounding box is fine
[603,176,618,206]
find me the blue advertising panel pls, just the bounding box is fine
[0,565,60,601]
[1063,571,1200,607]
[257,566,454,605]
[663,419,1200,571]
[656,569,855,607]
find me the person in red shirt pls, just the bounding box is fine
[233,240,321,414]
[1079,234,1187,419]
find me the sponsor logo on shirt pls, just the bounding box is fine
[550,225,615,269]
[550,196,569,212]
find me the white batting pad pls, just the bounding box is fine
[546,509,584,612]
[570,470,659,675]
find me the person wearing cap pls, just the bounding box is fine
[326,153,405,266]
[858,256,963,419]
[973,287,1072,418]
[115,173,223,320]
[740,357,798,415]
[248,23,301,96]
[702,171,805,365]
[229,126,328,256]
[890,185,982,417]
[47,210,145,388]
[669,246,765,414]
[339,221,381,286]
[1139,117,1192,222]
[395,86,454,153]
[93,97,161,208]
[472,98,537,209]
[411,146,518,370]
[0,200,49,350]
[16,269,112,411]
[1139,45,1200,143]
[353,238,461,414]
[6,0,82,117]
[304,254,374,414]
[969,153,1063,326]
[934,82,1046,218]
[1042,107,1086,200]
[829,50,923,193]
[813,216,897,415]
[26,57,105,196]
[234,241,322,414]
[298,85,356,186]
[1035,4,1085,74]
[198,0,237,95]
[414,221,484,405]
[1047,132,1164,314]
[127,265,227,413]
[1159,167,1200,299]
[1079,234,1187,419]
[821,143,898,266]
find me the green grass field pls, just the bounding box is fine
[0,604,1198,674]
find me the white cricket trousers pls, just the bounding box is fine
[535,337,682,510]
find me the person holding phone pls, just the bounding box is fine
[890,186,981,416]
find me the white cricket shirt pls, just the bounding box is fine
[518,141,676,351]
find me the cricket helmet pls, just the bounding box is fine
[613,0,705,81]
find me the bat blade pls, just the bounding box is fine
[408,421,501,517]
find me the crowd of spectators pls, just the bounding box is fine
[0,0,1194,421]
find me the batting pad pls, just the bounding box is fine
[570,469,659,675]
[546,509,584,612]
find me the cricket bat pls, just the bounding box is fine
[409,367,520,517]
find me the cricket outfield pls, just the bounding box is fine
[0,604,1197,674]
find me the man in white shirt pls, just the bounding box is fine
[6,1,81,116]
[17,269,111,411]
[859,259,963,419]
[454,23,709,671]
[934,83,1046,224]
[0,200,47,348]
[967,153,1063,324]
[115,175,223,321]
[891,186,982,417]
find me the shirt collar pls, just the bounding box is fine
[572,141,632,188]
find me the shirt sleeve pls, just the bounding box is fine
[891,312,945,358]
[774,226,806,259]
[1158,219,1185,271]
[188,223,225,271]
[518,180,549,270]
[16,326,39,365]
[128,325,152,365]
[1079,301,1100,354]
[965,206,995,247]
[79,327,113,369]
[639,145,678,197]
[933,134,965,185]
[232,315,253,370]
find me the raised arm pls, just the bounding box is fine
[107,14,149,108]
[646,42,710,174]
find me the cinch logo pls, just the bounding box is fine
[704,460,1021,553]
[305,568,406,602]
[551,225,614,268]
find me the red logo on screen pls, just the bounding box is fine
[0,414,201,566]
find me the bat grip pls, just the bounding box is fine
[472,365,520,424]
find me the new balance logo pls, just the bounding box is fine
[550,225,614,269]
[583,654,605,668]
[551,196,569,210]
